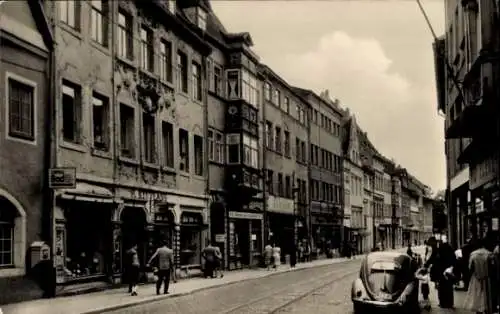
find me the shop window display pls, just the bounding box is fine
[65,205,111,279]
[180,212,203,266]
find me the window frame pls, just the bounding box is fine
[5,72,37,145]
[179,128,190,172]
[161,121,174,168]
[90,0,108,46]
[0,222,14,267]
[193,134,204,176]
[242,134,258,169]
[177,51,188,94]
[119,103,136,158]
[61,80,82,144]
[91,92,109,151]
[159,40,173,83]
[140,26,154,72]
[142,113,156,164]
[192,61,202,101]
[117,10,133,60]
[197,7,207,31]
[60,1,79,30]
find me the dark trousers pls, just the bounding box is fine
[128,266,139,292]
[437,278,454,308]
[156,269,171,294]
[421,282,430,300]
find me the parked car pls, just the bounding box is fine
[351,251,420,313]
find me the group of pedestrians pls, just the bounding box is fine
[415,233,500,313]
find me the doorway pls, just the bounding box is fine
[121,207,148,273]
[235,219,250,265]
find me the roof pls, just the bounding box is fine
[291,86,344,117]
[258,64,310,108]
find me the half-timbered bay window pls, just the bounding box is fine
[226,69,259,108]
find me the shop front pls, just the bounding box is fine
[227,211,263,269]
[268,212,295,261]
[54,182,117,285]
[179,211,205,267]
[311,213,341,257]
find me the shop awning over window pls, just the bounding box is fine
[59,182,115,203]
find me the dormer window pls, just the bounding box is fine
[197,8,207,31]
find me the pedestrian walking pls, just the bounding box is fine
[264,243,273,270]
[147,240,175,295]
[463,237,495,314]
[126,244,140,296]
[202,241,217,278]
[272,244,281,270]
[424,236,456,309]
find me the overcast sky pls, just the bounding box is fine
[212,0,446,192]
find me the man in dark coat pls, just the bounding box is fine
[425,236,456,309]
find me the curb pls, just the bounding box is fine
[80,257,359,314]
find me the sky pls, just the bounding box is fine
[212,0,446,192]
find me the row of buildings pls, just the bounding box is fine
[433,0,500,249]
[0,0,435,304]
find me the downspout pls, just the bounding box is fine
[306,104,312,250]
[262,76,269,246]
[202,53,210,244]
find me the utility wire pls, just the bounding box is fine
[415,0,467,107]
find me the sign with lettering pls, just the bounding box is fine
[229,211,263,220]
[131,190,169,203]
[49,167,76,189]
[181,212,202,225]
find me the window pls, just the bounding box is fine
[278,173,284,197]
[192,62,202,101]
[117,11,133,60]
[62,82,81,143]
[197,8,207,31]
[92,93,108,150]
[120,104,135,158]
[285,175,291,198]
[208,130,224,163]
[296,138,301,161]
[272,89,280,105]
[284,131,290,157]
[60,1,79,29]
[179,129,189,172]
[264,82,271,101]
[284,97,290,113]
[177,51,188,93]
[0,222,13,267]
[213,65,222,96]
[301,141,306,162]
[194,135,203,175]
[162,121,174,168]
[226,70,240,99]
[140,26,154,72]
[90,0,107,45]
[142,113,155,163]
[243,135,258,169]
[242,70,258,108]
[159,41,172,82]
[265,121,273,149]
[226,134,240,164]
[266,170,274,195]
[275,126,281,153]
[7,77,35,141]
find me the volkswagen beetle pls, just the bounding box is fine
[351,251,420,313]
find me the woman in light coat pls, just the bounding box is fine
[464,238,494,314]
[272,244,281,270]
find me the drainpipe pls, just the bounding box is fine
[202,54,210,243]
[262,78,269,246]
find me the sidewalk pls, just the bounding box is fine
[1,246,413,314]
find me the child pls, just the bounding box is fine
[416,267,431,310]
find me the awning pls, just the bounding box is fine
[58,182,116,203]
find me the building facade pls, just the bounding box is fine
[342,114,367,253]
[434,0,500,248]
[259,65,309,260]
[0,0,53,304]
[293,88,344,255]
[44,0,213,287]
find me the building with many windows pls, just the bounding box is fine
[433,0,500,248]
[43,0,212,289]
[259,65,310,260]
[0,0,53,304]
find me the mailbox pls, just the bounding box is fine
[30,241,51,268]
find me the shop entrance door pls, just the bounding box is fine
[121,207,148,276]
[235,220,250,266]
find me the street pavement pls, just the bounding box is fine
[3,246,474,314]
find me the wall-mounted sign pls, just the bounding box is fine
[215,234,226,242]
[492,218,498,231]
[229,211,263,220]
[49,167,76,189]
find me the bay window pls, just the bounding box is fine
[226,134,240,164]
[243,134,258,169]
[226,69,259,108]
